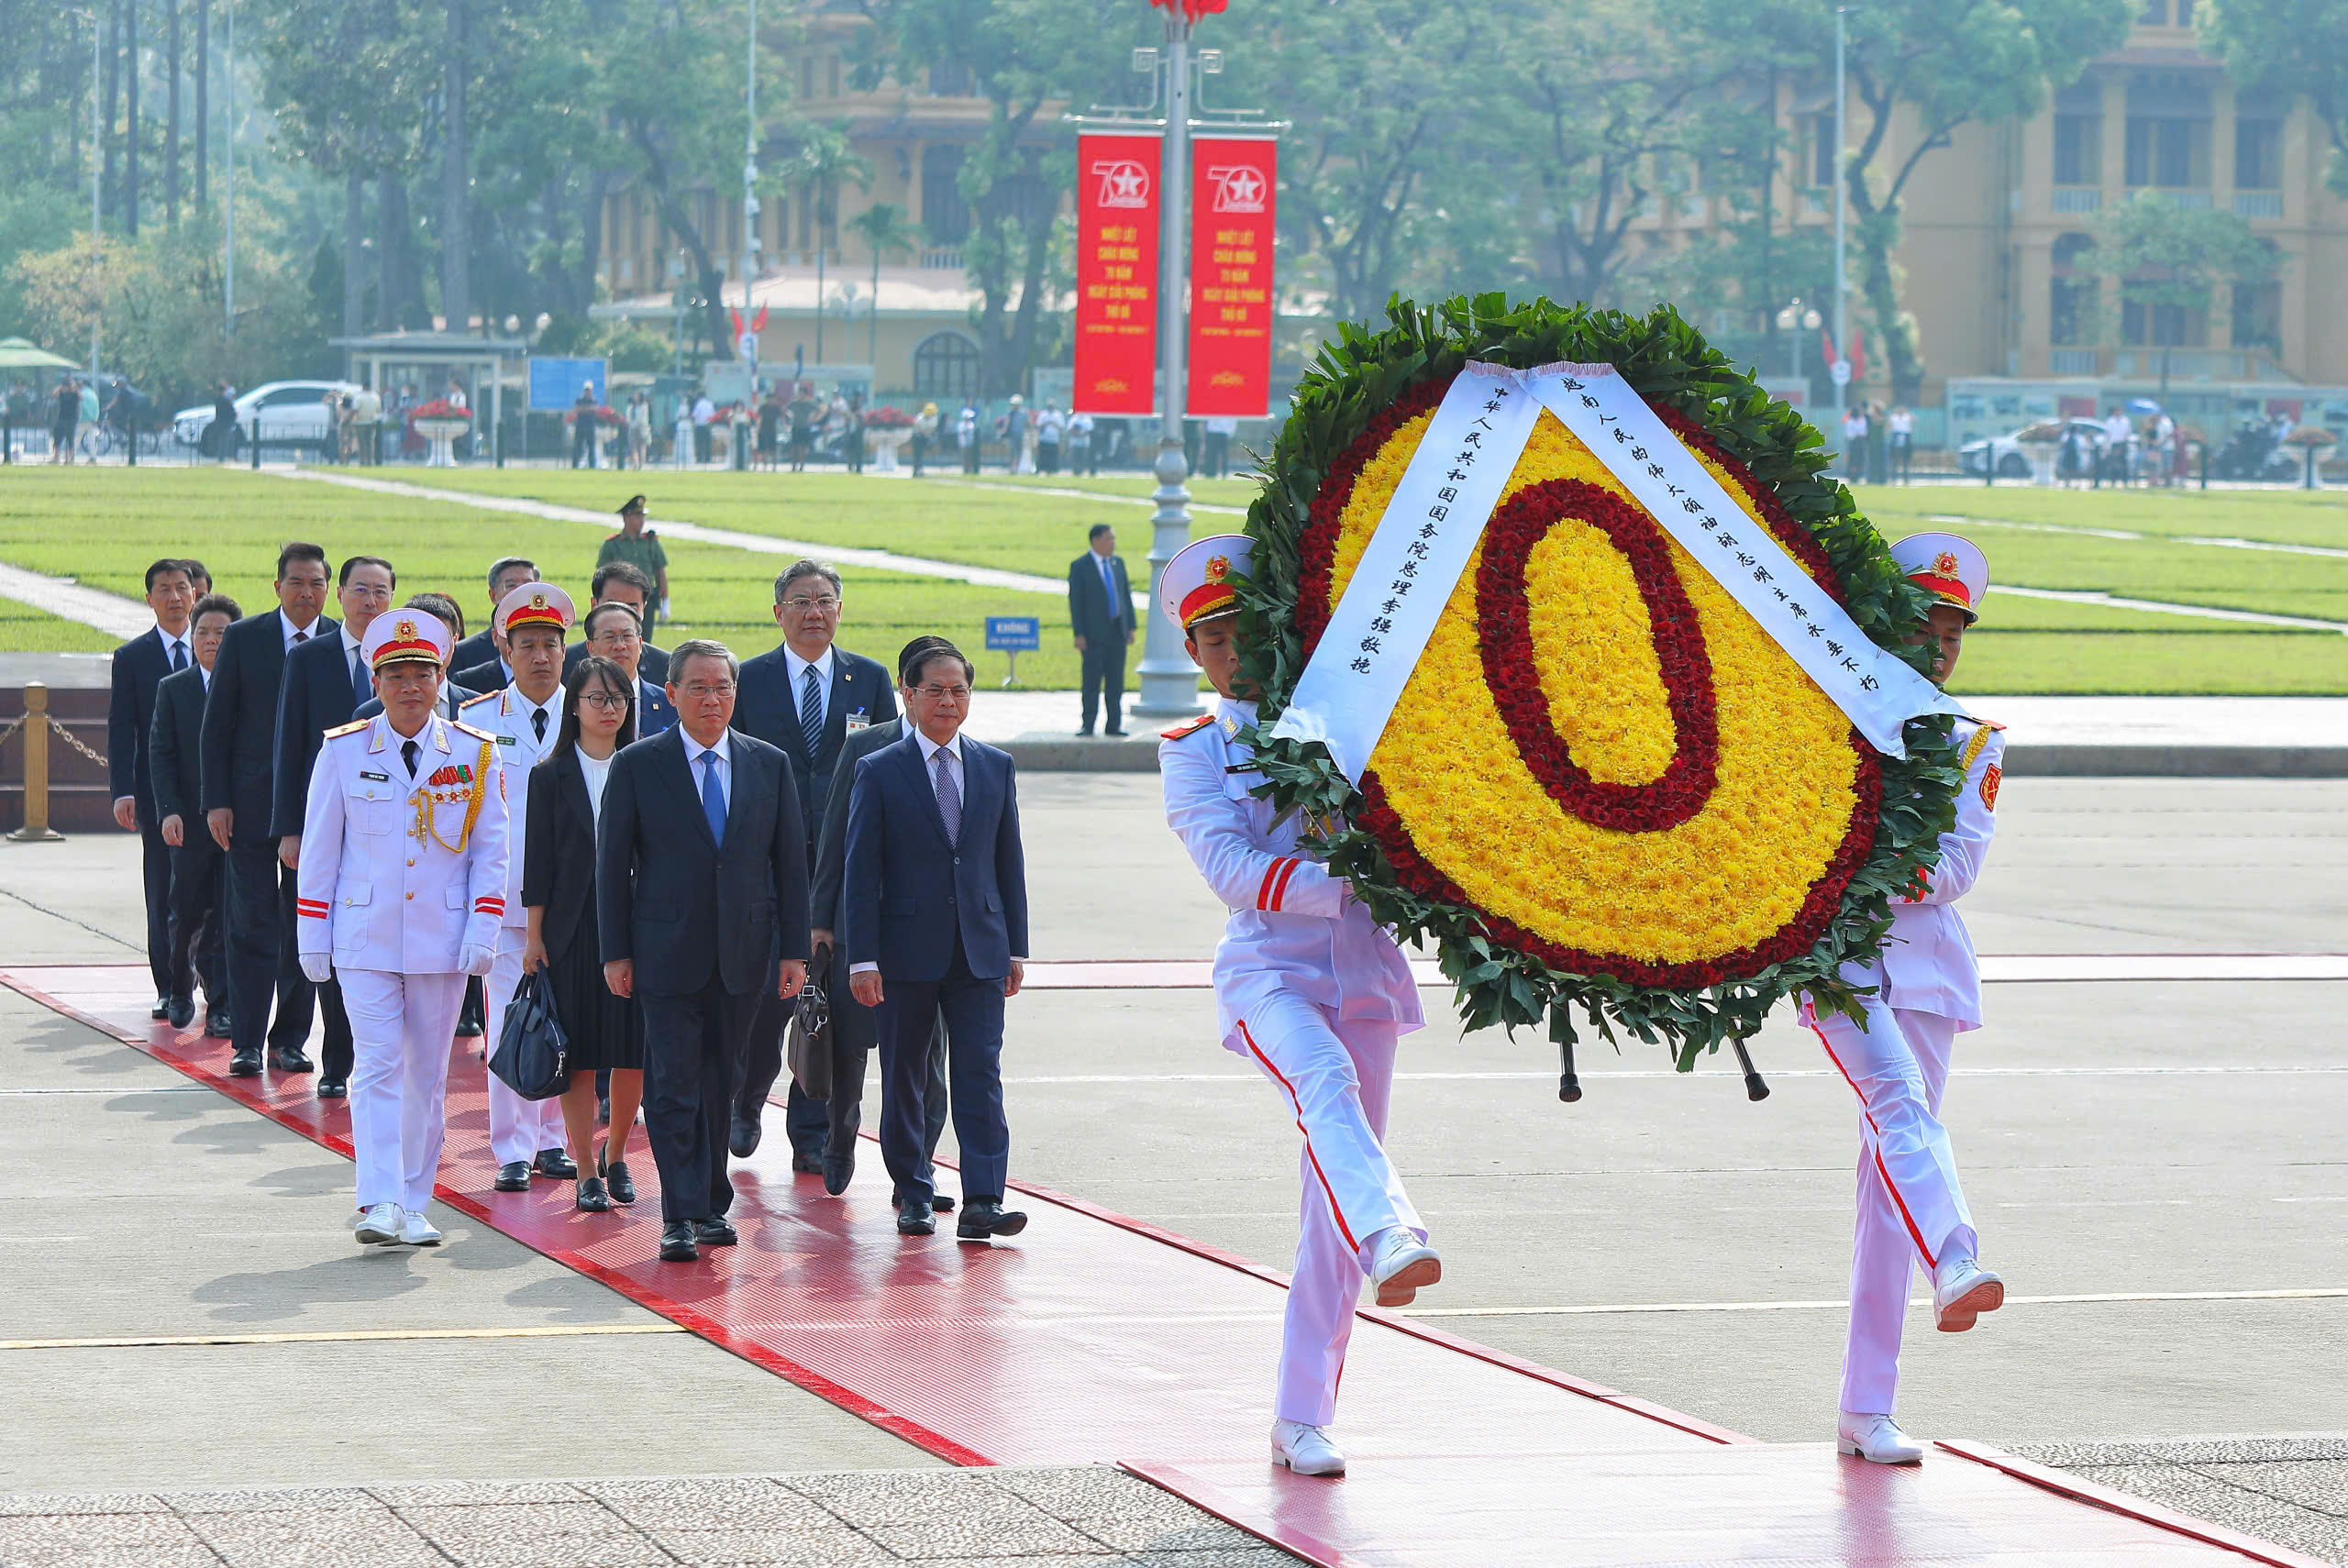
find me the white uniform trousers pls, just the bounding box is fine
[1835,1007,1959,1414]
[1235,989,1423,1428]
[484,928,566,1166]
[340,968,466,1215]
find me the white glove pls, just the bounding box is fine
[459,942,495,977]
[299,953,333,984]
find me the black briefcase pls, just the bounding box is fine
[488,969,570,1100]
[787,977,832,1099]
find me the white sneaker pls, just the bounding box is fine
[1270,1419,1346,1477]
[1366,1227,1441,1308]
[1837,1410,1925,1465]
[353,1202,404,1245]
[399,1210,443,1247]
[1933,1256,2004,1332]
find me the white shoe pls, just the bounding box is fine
[1837,1410,1925,1465]
[1270,1419,1346,1477]
[1933,1256,2004,1332]
[1366,1227,1441,1308]
[399,1210,443,1247]
[353,1203,403,1245]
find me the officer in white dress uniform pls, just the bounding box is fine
[461,583,577,1191]
[296,612,507,1247]
[1157,536,1439,1481]
[1809,532,2007,1465]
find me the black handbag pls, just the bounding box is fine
[488,968,570,1100]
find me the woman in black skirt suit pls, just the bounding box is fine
[522,657,644,1211]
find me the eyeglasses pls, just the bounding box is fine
[781,595,840,613]
[578,691,628,710]
[912,684,971,702]
[590,627,640,646]
[681,681,737,701]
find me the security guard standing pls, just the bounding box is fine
[296,612,508,1247]
[1812,532,2008,1465]
[1157,535,1439,1480]
[461,582,577,1192]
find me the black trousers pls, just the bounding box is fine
[570,423,597,468]
[138,814,173,996]
[1080,638,1127,734]
[640,979,758,1222]
[166,834,227,1008]
[875,935,1008,1208]
[223,837,351,1073]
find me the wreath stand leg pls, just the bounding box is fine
[1556,1036,1581,1103]
[1731,1035,1770,1101]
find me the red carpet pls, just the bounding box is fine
[3,964,2319,1568]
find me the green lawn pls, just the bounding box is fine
[0,602,120,653]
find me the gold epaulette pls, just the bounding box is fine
[1160,714,1215,742]
[322,719,368,739]
[457,689,500,710]
[1958,721,2001,773]
[451,719,497,743]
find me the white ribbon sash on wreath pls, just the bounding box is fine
[1270,359,1965,781]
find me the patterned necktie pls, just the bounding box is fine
[798,664,824,765]
[294,628,309,645]
[171,639,188,673]
[700,749,726,847]
[532,706,548,744]
[350,649,370,706]
[401,739,419,778]
[931,745,960,845]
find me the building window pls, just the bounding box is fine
[913,332,981,400]
[2236,119,2282,189]
[828,54,842,98]
[801,55,814,99]
[928,59,974,96]
[1810,113,1835,188]
[2138,0,2165,21]
[2232,280,2281,356]
[923,145,971,245]
[2054,114,2102,185]
[2122,299,2207,348]
[2051,234,2098,346]
[2126,116,2210,187]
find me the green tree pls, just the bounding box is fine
[2198,0,2348,193]
[780,122,872,364]
[846,200,924,369]
[2090,192,2278,390]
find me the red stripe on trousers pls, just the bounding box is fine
[1804,1015,1939,1271]
[1238,1019,1360,1253]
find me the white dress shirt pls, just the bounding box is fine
[680,725,732,803]
[783,645,835,734]
[280,609,323,649]
[578,749,613,825]
[154,624,192,672]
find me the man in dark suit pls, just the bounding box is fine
[1068,524,1135,737]
[110,558,198,1020]
[580,601,677,736]
[449,556,537,679]
[808,636,953,1203]
[730,559,898,1165]
[150,591,238,1036]
[846,640,1030,1241]
[565,561,670,685]
[269,555,395,1094]
[598,639,812,1263]
[202,542,337,1077]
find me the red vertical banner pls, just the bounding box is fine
[1188,137,1277,418]
[1074,132,1161,415]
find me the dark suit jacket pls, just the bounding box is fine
[567,638,670,684]
[451,657,508,697]
[522,750,600,958]
[845,733,1027,983]
[270,629,368,837]
[812,718,901,934]
[108,626,177,812]
[733,644,898,834]
[1068,551,1133,643]
[449,627,498,676]
[634,678,680,736]
[596,727,811,997]
[354,681,480,723]
[201,612,338,828]
[149,665,207,827]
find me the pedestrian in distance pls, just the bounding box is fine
[596,495,670,624]
[957,402,980,473]
[112,558,198,1022]
[911,402,937,477]
[49,377,78,465]
[571,381,602,469]
[1202,415,1236,480]
[151,591,239,1039]
[297,610,508,1249]
[1067,524,1134,738]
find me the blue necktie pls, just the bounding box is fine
[350,648,370,706]
[798,664,825,767]
[700,750,726,847]
[170,639,188,673]
[1101,557,1119,624]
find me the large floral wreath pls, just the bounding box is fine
[1237,294,1967,1067]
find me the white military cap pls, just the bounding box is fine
[363,609,453,671]
[1889,532,1988,624]
[495,581,577,639]
[1160,534,1254,631]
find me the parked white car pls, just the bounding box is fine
[172,381,360,452]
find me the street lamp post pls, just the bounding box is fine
[741,0,760,392]
[1777,300,1821,396]
[1132,8,1196,720]
[1832,6,1848,447]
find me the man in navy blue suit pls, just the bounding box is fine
[110,558,198,1021]
[201,542,337,1077]
[580,601,677,736]
[846,641,1030,1241]
[271,555,396,1094]
[731,559,897,1165]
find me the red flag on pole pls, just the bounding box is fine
[1846,324,1868,385]
[1820,327,1839,370]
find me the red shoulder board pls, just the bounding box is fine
[1160,715,1215,742]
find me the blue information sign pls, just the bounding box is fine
[527,357,611,412]
[984,616,1041,651]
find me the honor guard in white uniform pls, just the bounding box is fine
[1809,532,2007,1465]
[462,582,577,1191]
[1157,536,1438,1481]
[296,612,508,1247]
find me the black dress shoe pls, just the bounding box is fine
[598,1143,637,1205]
[896,1199,936,1237]
[316,1077,348,1099]
[227,1047,262,1077]
[659,1221,698,1262]
[727,1115,762,1158]
[151,994,171,1020]
[822,1147,855,1197]
[695,1216,737,1247]
[1072,728,1094,738]
[534,1148,578,1179]
[933,1194,957,1213]
[205,1009,232,1039]
[269,1046,315,1074]
[791,1149,823,1174]
[957,1199,1029,1241]
[574,1176,611,1213]
[454,984,484,1037]
[166,997,195,1029]
[493,1161,532,1192]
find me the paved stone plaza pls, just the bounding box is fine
[1,774,2342,1562]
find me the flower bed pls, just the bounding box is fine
[412,398,471,423]
[1237,294,1964,1065]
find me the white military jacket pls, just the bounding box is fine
[295,712,511,974]
[1160,696,1423,1054]
[457,684,560,928]
[1880,716,2005,1029]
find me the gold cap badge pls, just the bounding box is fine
[394,618,416,639]
[1205,555,1230,583]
